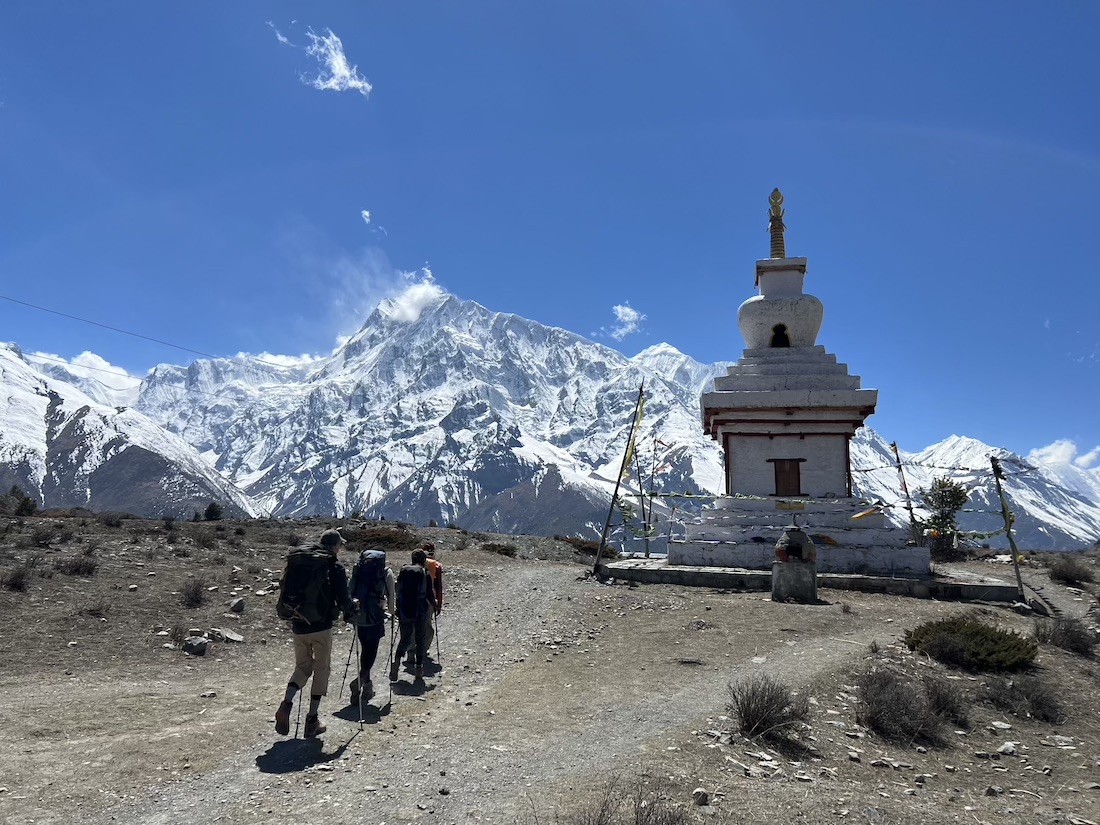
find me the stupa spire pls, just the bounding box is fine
[768,188,786,258]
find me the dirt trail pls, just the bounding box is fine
[5,542,1095,825]
[65,559,938,825]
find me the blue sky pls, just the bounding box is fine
[1,2,1098,463]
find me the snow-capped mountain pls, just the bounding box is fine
[132,293,725,534]
[0,344,255,518]
[3,292,1099,549]
[850,431,1100,550]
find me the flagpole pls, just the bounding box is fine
[593,381,645,576]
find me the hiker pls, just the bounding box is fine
[274,528,357,738]
[390,548,436,683]
[347,546,396,704]
[423,541,444,652]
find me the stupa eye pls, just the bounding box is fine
[770,324,790,348]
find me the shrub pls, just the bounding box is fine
[171,546,192,558]
[81,598,111,619]
[1,563,32,591]
[904,615,1037,671]
[31,527,55,547]
[857,668,943,745]
[286,533,302,547]
[54,555,98,576]
[169,622,189,646]
[923,676,970,728]
[727,674,809,741]
[233,526,246,536]
[558,778,688,825]
[1047,554,1095,586]
[194,531,217,550]
[483,542,519,558]
[1033,618,1096,657]
[986,674,1064,724]
[163,516,177,531]
[203,501,224,521]
[180,578,207,608]
[348,527,419,553]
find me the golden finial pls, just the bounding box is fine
[768,188,786,259]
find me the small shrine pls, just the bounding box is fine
[667,190,930,578]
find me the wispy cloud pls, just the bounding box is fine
[266,21,291,46]
[232,352,321,369]
[378,269,445,323]
[1028,439,1100,470]
[303,27,372,97]
[608,303,646,340]
[360,209,371,225]
[29,350,140,387]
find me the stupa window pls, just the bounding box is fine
[770,324,790,348]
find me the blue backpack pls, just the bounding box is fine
[352,549,387,626]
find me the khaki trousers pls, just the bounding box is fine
[289,628,334,696]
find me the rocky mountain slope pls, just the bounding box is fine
[0,344,254,518]
[3,292,1099,549]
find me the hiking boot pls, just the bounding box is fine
[363,680,375,700]
[389,657,400,682]
[349,678,360,703]
[404,653,414,667]
[274,701,292,736]
[414,663,425,682]
[304,715,326,738]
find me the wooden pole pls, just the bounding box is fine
[990,456,1026,601]
[594,381,645,576]
[890,441,920,544]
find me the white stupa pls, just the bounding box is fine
[668,190,930,577]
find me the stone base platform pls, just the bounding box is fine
[602,558,1019,603]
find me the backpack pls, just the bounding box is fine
[276,547,335,624]
[351,549,387,626]
[395,563,428,622]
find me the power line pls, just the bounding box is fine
[0,292,320,372]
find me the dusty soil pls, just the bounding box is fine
[1,516,1098,825]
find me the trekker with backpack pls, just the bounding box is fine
[389,548,436,683]
[274,529,357,738]
[423,542,444,653]
[347,546,395,704]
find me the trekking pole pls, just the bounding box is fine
[434,612,442,668]
[294,696,303,739]
[339,627,357,701]
[357,635,366,728]
[386,615,397,706]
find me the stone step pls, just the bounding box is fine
[667,541,932,577]
[689,510,888,529]
[683,524,908,547]
[713,375,862,391]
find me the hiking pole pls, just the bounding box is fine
[294,695,303,739]
[386,615,397,706]
[339,627,357,702]
[434,612,442,669]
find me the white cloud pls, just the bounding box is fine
[1075,446,1100,469]
[379,269,446,323]
[1028,439,1100,470]
[267,21,291,46]
[233,352,322,369]
[29,350,140,389]
[360,210,371,225]
[609,303,646,340]
[303,28,372,97]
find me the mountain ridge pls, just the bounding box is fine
[3,293,1098,549]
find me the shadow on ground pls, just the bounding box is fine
[255,730,360,774]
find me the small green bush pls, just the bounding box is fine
[99,513,123,528]
[482,542,518,558]
[727,674,809,741]
[1033,618,1096,657]
[203,501,224,521]
[904,615,1037,671]
[193,531,217,550]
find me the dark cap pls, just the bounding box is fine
[319,529,346,548]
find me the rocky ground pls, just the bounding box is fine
[0,514,1098,825]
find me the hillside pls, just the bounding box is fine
[1,514,1098,824]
